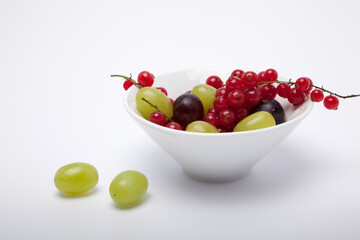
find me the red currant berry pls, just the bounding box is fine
[207,107,216,114]
[226,76,243,91]
[137,71,154,87]
[156,87,168,96]
[303,78,313,95]
[203,112,218,126]
[258,71,266,82]
[206,75,223,89]
[264,68,278,82]
[310,89,324,102]
[233,107,249,123]
[231,69,245,78]
[259,83,277,99]
[244,87,262,107]
[295,77,311,92]
[323,95,339,110]
[288,88,306,106]
[227,90,246,109]
[218,109,236,127]
[165,121,183,130]
[276,83,291,98]
[123,80,134,90]
[169,97,175,105]
[149,111,166,126]
[213,96,228,112]
[215,87,228,98]
[241,71,259,88]
[217,126,228,133]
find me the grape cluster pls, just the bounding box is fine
[112,68,359,133]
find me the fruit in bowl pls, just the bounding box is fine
[112,68,358,182]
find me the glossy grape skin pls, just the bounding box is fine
[250,99,285,124]
[233,111,276,132]
[109,170,148,207]
[54,162,98,195]
[173,93,204,128]
[136,87,173,120]
[185,120,219,133]
[191,84,216,114]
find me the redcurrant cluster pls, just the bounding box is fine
[204,69,278,132]
[207,68,342,109]
[202,68,360,132]
[122,71,154,90]
[115,71,171,99]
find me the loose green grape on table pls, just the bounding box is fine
[109,170,148,207]
[54,162,98,195]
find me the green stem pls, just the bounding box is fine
[110,74,142,88]
[141,98,173,121]
[257,79,360,99]
[310,85,360,99]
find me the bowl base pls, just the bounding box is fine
[183,169,252,183]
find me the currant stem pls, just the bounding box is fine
[141,98,174,121]
[310,85,360,99]
[257,80,360,99]
[257,79,295,87]
[110,74,142,88]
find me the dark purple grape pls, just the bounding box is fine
[173,93,204,128]
[250,99,285,124]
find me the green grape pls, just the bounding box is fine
[233,111,276,132]
[54,162,99,194]
[185,120,219,133]
[109,170,148,207]
[191,84,216,114]
[136,87,173,120]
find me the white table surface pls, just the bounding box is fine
[1,0,360,239]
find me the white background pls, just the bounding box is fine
[1,0,360,239]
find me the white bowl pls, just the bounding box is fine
[124,68,313,182]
